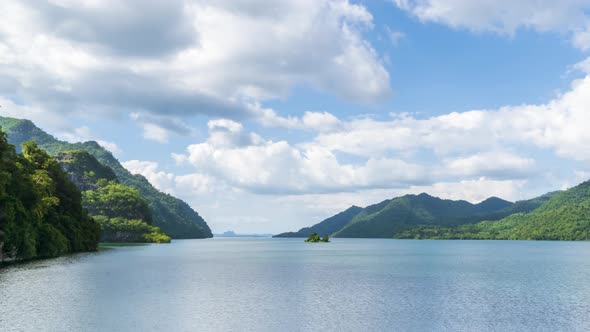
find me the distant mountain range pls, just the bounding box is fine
[275,189,568,240]
[0,116,212,239]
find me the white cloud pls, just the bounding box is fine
[141,123,169,143]
[249,103,342,132]
[122,159,215,195]
[393,0,590,50]
[404,178,528,203]
[122,160,175,191]
[169,70,590,200]
[0,0,391,135]
[443,151,535,178]
[312,73,590,161]
[175,118,428,194]
[302,112,342,132]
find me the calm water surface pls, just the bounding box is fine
[1,238,590,331]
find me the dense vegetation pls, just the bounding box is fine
[397,183,590,240]
[333,194,517,238]
[56,150,170,243]
[274,206,363,238]
[57,149,118,190]
[0,116,212,239]
[94,216,170,243]
[276,192,559,239]
[0,130,100,261]
[304,233,330,243]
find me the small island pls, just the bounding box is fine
[305,233,330,243]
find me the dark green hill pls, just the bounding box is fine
[274,194,522,239]
[0,133,100,261]
[332,193,514,238]
[397,183,589,240]
[0,116,212,239]
[274,206,363,238]
[475,197,513,212]
[56,150,118,191]
[56,150,170,243]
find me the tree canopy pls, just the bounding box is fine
[0,130,100,261]
[0,116,211,239]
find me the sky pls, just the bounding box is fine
[1,0,590,233]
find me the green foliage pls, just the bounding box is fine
[0,116,211,239]
[305,233,330,242]
[332,194,514,238]
[95,216,171,243]
[37,224,69,258]
[56,150,168,243]
[279,191,557,239]
[0,128,100,261]
[56,150,117,190]
[83,181,153,223]
[396,184,590,240]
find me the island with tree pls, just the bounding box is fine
[305,233,330,243]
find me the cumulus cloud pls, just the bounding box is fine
[173,119,539,195]
[122,159,215,195]
[393,0,590,50]
[443,151,535,178]
[167,69,590,199]
[313,74,590,161]
[174,118,429,194]
[250,103,343,132]
[122,160,176,191]
[0,0,391,138]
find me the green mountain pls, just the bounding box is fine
[333,193,514,238]
[0,116,212,239]
[275,191,565,239]
[274,206,363,237]
[56,150,170,243]
[56,149,118,191]
[275,194,522,239]
[397,184,588,240]
[0,132,100,261]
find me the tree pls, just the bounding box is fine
[0,134,99,261]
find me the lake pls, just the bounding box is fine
[1,238,590,331]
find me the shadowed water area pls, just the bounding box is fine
[2,238,590,331]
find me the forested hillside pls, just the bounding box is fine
[332,194,513,238]
[276,191,559,239]
[0,116,212,239]
[0,131,100,261]
[396,183,590,240]
[57,150,170,243]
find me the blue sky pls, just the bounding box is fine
[2,0,590,233]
